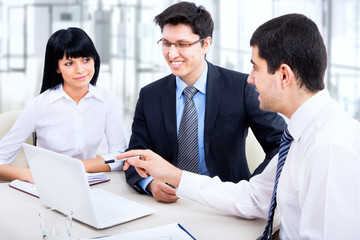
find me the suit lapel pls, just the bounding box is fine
[204,63,224,156]
[161,75,178,157]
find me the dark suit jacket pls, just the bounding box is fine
[125,62,286,193]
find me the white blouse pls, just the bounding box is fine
[0,84,127,170]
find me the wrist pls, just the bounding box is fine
[146,180,153,193]
[167,167,182,188]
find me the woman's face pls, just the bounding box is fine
[57,55,95,93]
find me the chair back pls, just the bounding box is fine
[246,129,265,174]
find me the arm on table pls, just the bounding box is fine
[0,164,33,183]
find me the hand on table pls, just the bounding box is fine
[147,179,179,203]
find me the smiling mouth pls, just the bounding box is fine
[74,74,88,80]
[171,61,184,66]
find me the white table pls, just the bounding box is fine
[0,171,272,239]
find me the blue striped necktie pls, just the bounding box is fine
[177,86,199,173]
[261,127,293,240]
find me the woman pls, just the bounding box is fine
[0,27,127,183]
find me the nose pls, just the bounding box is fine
[75,62,84,74]
[248,71,255,85]
[168,44,180,59]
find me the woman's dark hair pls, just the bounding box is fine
[40,27,100,93]
[250,14,327,92]
[154,1,214,42]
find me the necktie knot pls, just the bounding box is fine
[183,86,198,100]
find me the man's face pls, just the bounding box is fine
[248,46,282,112]
[161,24,210,84]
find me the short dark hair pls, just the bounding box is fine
[40,27,100,94]
[250,13,327,92]
[154,1,214,41]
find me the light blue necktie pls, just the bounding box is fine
[261,127,293,240]
[177,86,199,173]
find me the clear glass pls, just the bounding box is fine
[39,208,72,240]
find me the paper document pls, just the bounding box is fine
[80,223,196,240]
[9,173,110,198]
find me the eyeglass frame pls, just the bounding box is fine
[157,38,205,50]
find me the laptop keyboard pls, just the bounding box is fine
[90,188,154,228]
[92,189,126,224]
[95,201,124,223]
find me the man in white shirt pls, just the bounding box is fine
[120,13,360,239]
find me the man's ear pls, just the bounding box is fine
[279,64,294,88]
[203,37,212,54]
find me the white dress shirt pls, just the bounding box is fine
[177,89,360,239]
[0,84,127,170]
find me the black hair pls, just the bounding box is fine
[154,1,214,43]
[40,27,100,93]
[250,13,327,92]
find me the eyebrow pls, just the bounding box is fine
[161,37,193,42]
[59,57,89,61]
[250,59,257,66]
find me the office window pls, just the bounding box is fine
[329,0,360,119]
[0,0,359,122]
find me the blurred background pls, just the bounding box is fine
[0,0,359,140]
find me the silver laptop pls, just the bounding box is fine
[23,143,155,229]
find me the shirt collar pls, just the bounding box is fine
[288,89,332,142]
[48,84,105,103]
[86,84,105,101]
[176,61,208,99]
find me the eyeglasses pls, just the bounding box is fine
[157,38,205,50]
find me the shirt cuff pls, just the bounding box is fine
[102,152,123,171]
[176,171,202,201]
[138,176,154,195]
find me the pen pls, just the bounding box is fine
[166,183,176,189]
[101,155,142,164]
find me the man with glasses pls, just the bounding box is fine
[125,1,286,203]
